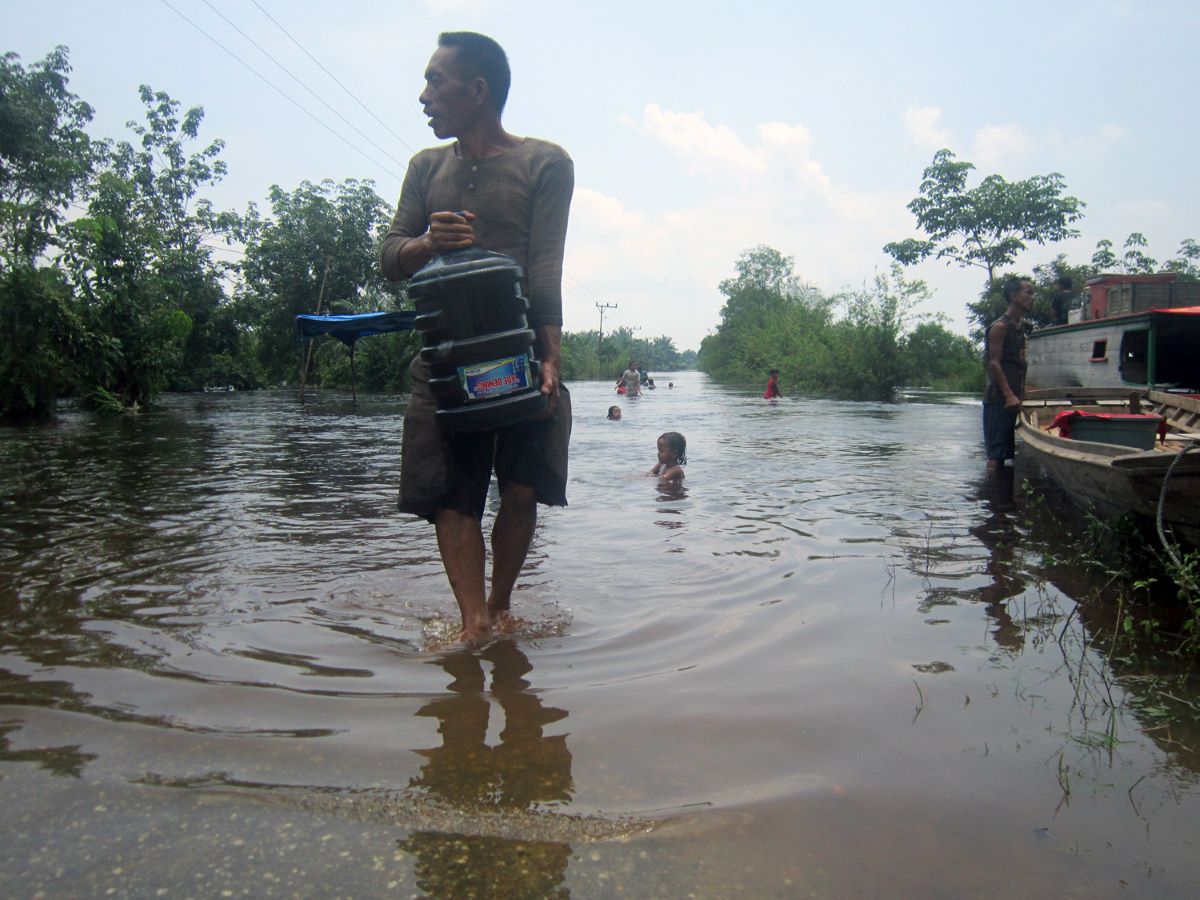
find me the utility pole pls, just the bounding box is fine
[595,302,618,355]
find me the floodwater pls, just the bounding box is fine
[1,371,1199,897]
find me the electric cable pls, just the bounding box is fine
[199,0,411,170]
[249,0,418,156]
[157,0,403,182]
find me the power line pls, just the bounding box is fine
[199,0,411,170]
[563,269,608,304]
[157,0,404,182]
[249,0,418,156]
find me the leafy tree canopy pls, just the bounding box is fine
[0,46,96,264]
[884,149,1085,284]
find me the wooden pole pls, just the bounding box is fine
[300,260,332,402]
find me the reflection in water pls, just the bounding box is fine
[0,722,94,778]
[402,641,573,898]
[969,468,1026,653]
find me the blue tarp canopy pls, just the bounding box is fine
[295,311,417,346]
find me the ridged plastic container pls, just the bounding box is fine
[408,249,547,432]
[1070,415,1162,450]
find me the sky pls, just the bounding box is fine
[8,0,1199,351]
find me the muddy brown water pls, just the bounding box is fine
[2,371,1199,897]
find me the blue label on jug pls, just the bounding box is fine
[460,354,532,400]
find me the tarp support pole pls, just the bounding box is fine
[300,260,332,403]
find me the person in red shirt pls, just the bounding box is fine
[763,368,783,399]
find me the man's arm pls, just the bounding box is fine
[523,153,574,330]
[379,154,479,281]
[390,212,477,277]
[987,320,1021,409]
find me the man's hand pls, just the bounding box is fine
[535,324,563,419]
[1004,393,1022,411]
[538,358,561,418]
[427,210,476,254]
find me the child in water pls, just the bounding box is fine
[650,432,686,481]
[763,368,783,399]
[607,405,622,420]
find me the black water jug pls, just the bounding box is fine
[408,248,547,432]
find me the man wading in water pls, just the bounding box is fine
[982,278,1033,471]
[380,32,574,646]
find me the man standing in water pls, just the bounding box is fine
[983,278,1034,471]
[380,32,574,645]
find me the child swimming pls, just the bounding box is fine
[607,405,622,420]
[650,431,686,481]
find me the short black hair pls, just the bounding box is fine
[438,32,511,113]
[1002,277,1030,302]
[658,432,687,466]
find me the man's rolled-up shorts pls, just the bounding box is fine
[398,357,571,522]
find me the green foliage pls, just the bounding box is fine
[827,268,923,400]
[1091,233,1199,279]
[697,246,836,389]
[900,319,982,392]
[0,265,85,418]
[0,46,96,265]
[50,85,241,408]
[699,247,954,399]
[560,327,686,382]
[884,149,1085,284]
[0,47,97,419]
[1163,238,1200,280]
[237,178,405,385]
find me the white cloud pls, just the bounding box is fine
[904,105,951,150]
[564,109,927,348]
[634,104,765,174]
[972,124,1034,170]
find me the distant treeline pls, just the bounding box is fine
[696,246,982,399]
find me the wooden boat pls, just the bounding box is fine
[1018,388,1200,547]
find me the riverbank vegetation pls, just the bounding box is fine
[695,246,981,399]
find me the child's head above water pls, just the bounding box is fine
[607,405,621,420]
[657,431,687,466]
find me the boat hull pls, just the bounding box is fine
[1018,391,1200,547]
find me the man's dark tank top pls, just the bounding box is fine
[983,315,1027,404]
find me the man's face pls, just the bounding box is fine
[419,47,479,140]
[1015,281,1036,310]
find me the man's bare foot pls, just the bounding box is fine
[490,610,521,634]
[457,622,493,649]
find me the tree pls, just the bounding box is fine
[0,46,96,265]
[236,178,405,385]
[884,149,1085,285]
[698,246,835,388]
[828,266,930,400]
[900,319,982,392]
[1164,239,1200,280]
[60,86,235,407]
[0,47,97,419]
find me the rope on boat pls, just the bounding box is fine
[1156,442,1200,571]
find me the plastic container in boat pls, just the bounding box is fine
[408,248,547,432]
